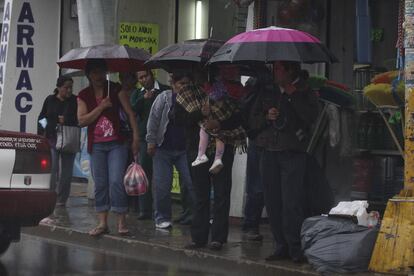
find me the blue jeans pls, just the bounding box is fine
[152,148,193,224]
[50,146,76,204]
[242,142,265,231]
[90,141,128,213]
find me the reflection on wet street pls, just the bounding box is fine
[0,234,221,276]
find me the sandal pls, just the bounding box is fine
[118,225,130,236]
[88,226,109,237]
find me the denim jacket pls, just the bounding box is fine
[146,90,173,146]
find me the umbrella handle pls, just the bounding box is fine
[106,73,110,98]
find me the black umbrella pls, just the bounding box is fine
[57,44,151,72]
[145,39,224,71]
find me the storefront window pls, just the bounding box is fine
[270,0,327,39]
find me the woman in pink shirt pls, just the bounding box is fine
[77,59,139,236]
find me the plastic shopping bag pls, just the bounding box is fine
[123,161,149,196]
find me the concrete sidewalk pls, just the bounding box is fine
[23,182,380,276]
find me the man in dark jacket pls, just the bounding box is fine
[241,66,276,241]
[254,61,319,263]
[131,69,169,220]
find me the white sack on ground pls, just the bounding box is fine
[329,201,369,226]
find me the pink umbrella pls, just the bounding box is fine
[209,26,338,64]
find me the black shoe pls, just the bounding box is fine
[137,213,151,220]
[174,210,191,223]
[208,241,223,251]
[244,229,263,241]
[184,242,206,250]
[265,253,289,261]
[179,217,192,225]
[173,215,183,223]
[292,255,307,264]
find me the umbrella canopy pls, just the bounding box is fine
[61,68,84,78]
[145,39,224,71]
[209,26,338,64]
[57,44,151,72]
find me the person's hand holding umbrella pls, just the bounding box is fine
[58,115,65,125]
[100,95,113,110]
[266,107,279,121]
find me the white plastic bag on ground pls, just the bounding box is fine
[329,201,369,226]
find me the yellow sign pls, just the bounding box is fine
[171,167,181,194]
[119,22,159,55]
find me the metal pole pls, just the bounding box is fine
[377,107,404,158]
[306,103,328,154]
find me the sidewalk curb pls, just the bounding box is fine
[23,224,318,276]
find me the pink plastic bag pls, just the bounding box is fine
[123,161,149,196]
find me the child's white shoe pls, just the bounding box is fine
[192,154,209,167]
[209,159,224,174]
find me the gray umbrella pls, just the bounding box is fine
[145,39,224,72]
[58,44,151,72]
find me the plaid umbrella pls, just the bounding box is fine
[209,26,338,64]
[145,39,224,72]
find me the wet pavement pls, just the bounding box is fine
[20,182,385,276]
[0,234,220,276]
